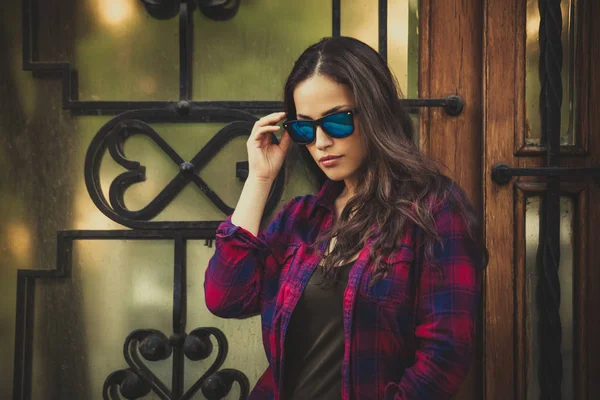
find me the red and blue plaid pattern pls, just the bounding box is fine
[205,179,483,399]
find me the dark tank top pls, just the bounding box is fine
[283,261,355,400]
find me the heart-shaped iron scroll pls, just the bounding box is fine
[103,327,247,400]
[200,369,250,400]
[85,104,285,230]
[197,0,241,21]
[140,0,241,21]
[103,329,173,400]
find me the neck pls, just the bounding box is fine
[342,178,357,199]
[335,181,356,221]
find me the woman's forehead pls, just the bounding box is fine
[294,75,354,118]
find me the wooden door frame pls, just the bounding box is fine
[419,0,484,398]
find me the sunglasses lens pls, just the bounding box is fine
[322,112,354,137]
[288,121,314,144]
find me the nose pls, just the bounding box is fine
[314,126,333,150]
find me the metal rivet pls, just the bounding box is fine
[176,101,191,115]
[180,162,194,175]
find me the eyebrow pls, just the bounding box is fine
[297,105,350,120]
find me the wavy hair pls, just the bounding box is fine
[283,36,486,286]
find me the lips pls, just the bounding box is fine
[319,155,343,162]
[319,155,343,167]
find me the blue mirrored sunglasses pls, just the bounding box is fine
[283,109,358,145]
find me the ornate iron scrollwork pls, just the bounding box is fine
[84,103,286,230]
[197,0,242,21]
[140,0,180,20]
[103,327,247,399]
[140,0,242,21]
[201,369,250,400]
[14,230,249,400]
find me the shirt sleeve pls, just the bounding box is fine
[204,196,302,319]
[385,196,484,399]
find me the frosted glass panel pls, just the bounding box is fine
[30,0,419,102]
[342,0,419,99]
[192,0,331,101]
[31,240,174,399]
[37,0,180,101]
[525,0,576,145]
[186,241,267,397]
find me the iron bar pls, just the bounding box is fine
[537,0,563,398]
[12,277,34,400]
[66,98,463,116]
[491,164,600,185]
[379,0,388,61]
[333,0,341,37]
[179,1,193,100]
[172,236,187,398]
[403,95,464,116]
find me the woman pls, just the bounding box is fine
[205,36,485,400]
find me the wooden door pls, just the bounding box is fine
[482,1,599,399]
[421,0,599,399]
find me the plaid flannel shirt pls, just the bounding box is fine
[205,179,483,399]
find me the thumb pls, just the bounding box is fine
[279,130,293,154]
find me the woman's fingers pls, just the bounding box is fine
[255,112,287,128]
[249,111,287,148]
[245,112,288,181]
[250,125,282,147]
[251,112,286,136]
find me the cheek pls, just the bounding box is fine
[306,145,319,162]
[348,131,366,161]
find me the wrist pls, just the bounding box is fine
[247,173,275,186]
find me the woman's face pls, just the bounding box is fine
[293,74,367,188]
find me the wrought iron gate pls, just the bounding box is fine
[12,1,462,399]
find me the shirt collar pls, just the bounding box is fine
[315,179,346,212]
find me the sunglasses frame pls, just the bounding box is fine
[283,109,358,145]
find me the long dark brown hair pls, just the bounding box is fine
[283,37,486,285]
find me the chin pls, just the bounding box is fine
[322,171,351,182]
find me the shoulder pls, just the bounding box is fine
[267,193,321,230]
[262,193,323,246]
[430,176,476,217]
[278,194,319,217]
[407,176,478,247]
[428,178,484,267]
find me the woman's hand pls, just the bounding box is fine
[247,112,292,182]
